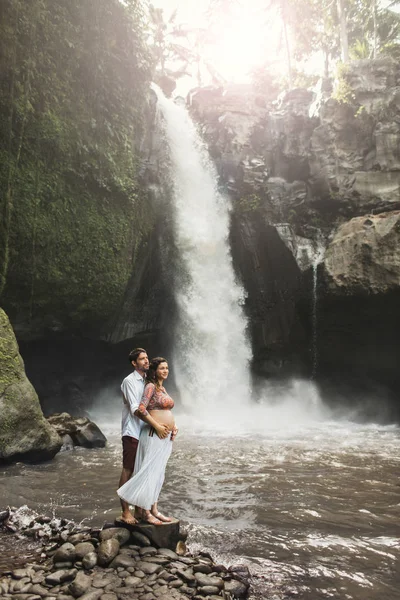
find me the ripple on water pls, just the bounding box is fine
[1,419,400,599]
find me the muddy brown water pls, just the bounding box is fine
[1,412,400,599]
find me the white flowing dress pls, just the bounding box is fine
[117,424,172,509]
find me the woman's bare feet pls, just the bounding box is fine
[151,510,172,523]
[143,510,163,525]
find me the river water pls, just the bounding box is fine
[1,386,400,600]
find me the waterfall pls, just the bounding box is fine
[310,242,325,379]
[152,85,252,420]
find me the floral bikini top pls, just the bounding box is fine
[137,382,174,416]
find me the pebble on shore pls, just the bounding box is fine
[0,507,251,600]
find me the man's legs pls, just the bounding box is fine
[119,436,139,524]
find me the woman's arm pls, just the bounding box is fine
[135,383,169,439]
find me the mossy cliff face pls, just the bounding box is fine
[2,183,150,337]
[0,308,62,463]
[0,0,154,339]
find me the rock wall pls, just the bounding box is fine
[0,308,62,463]
[189,58,400,398]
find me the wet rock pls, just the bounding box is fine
[175,569,196,585]
[140,556,169,565]
[28,583,51,596]
[193,564,213,575]
[129,519,180,551]
[130,531,152,547]
[99,528,130,546]
[68,571,92,597]
[0,309,62,465]
[76,591,103,600]
[45,569,77,585]
[124,575,142,586]
[74,542,96,559]
[157,548,177,560]
[228,565,251,580]
[11,568,34,580]
[194,573,224,589]
[196,585,220,595]
[97,539,120,567]
[82,552,98,570]
[53,542,77,564]
[69,533,92,545]
[72,422,106,449]
[108,554,137,569]
[139,547,157,557]
[169,579,184,588]
[224,578,250,598]
[134,561,161,575]
[47,414,106,449]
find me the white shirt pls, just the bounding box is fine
[121,370,145,439]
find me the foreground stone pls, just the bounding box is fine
[0,508,251,599]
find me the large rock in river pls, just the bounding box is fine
[0,308,62,464]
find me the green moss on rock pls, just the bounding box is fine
[0,308,62,463]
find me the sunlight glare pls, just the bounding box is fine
[210,8,281,82]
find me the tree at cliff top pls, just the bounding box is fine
[247,0,400,93]
[148,3,196,94]
[0,0,153,335]
[288,0,400,72]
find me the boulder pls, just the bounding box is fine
[324,211,400,294]
[0,308,62,464]
[99,528,130,545]
[47,413,106,449]
[71,422,106,449]
[114,518,182,551]
[53,543,77,564]
[97,539,120,567]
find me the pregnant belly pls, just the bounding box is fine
[149,409,175,430]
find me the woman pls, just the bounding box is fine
[117,357,178,525]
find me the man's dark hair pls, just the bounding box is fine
[129,348,147,365]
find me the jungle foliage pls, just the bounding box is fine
[0,0,153,331]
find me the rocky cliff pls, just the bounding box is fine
[189,57,400,400]
[2,58,400,417]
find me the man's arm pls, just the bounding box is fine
[121,378,141,417]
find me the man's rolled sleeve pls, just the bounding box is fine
[121,378,140,416]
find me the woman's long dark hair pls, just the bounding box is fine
[147,357,168,389]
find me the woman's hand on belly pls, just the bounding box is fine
[149,409,175,431]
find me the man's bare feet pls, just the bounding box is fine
[118,512,138,525]
[151,510,172,523]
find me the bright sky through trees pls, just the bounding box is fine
[151,0,284,84]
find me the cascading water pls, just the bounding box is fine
[310,241,326,378]
[152,84,251,423]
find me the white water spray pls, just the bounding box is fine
[152,85,251,420]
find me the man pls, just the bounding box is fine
[118,347,149,525]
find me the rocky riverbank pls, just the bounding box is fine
[0,507,251,600]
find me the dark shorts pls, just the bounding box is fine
[122,436,139,471]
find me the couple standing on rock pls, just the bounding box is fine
[116,348,178,526]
